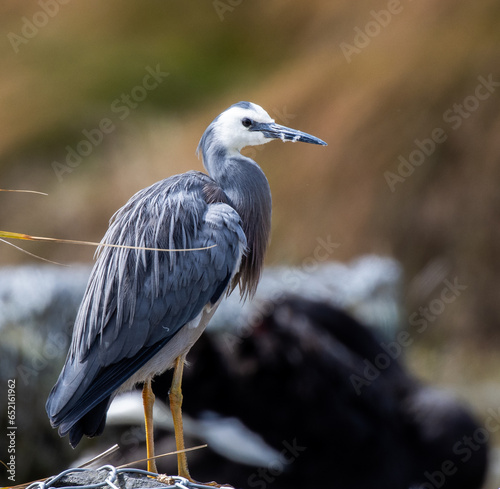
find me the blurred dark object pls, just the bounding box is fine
[0,264,488,488]
[0,258,401,484]
[150,296,488,489]
[0,257,401,485]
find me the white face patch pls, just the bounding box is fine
[213,103,275,152]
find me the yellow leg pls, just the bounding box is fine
[169,354,219,486]
[142,379,158,474]
[169,354,192,480]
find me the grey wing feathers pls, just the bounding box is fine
[46,171,246,431]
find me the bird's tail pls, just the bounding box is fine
[46,358,111,447]
[67,397,111,447]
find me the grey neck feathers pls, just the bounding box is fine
[200,140,272,298]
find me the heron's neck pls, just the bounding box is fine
[203,145,272,298]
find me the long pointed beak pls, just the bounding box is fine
[252,122,327,146]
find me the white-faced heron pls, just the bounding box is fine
[46,101,326,481]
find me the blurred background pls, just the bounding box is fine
[1,0,500,487]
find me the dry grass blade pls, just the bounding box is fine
[118,444,208,469]
[0,189,48,196]
[78,444,120,468]
[0,231,217,253]
[0,238,66,266]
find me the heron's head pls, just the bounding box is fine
[198,101,327,156]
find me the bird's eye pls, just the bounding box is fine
[241,118,252,128]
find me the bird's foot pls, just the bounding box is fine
[155,474,176,485]
[163,473,232,488]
